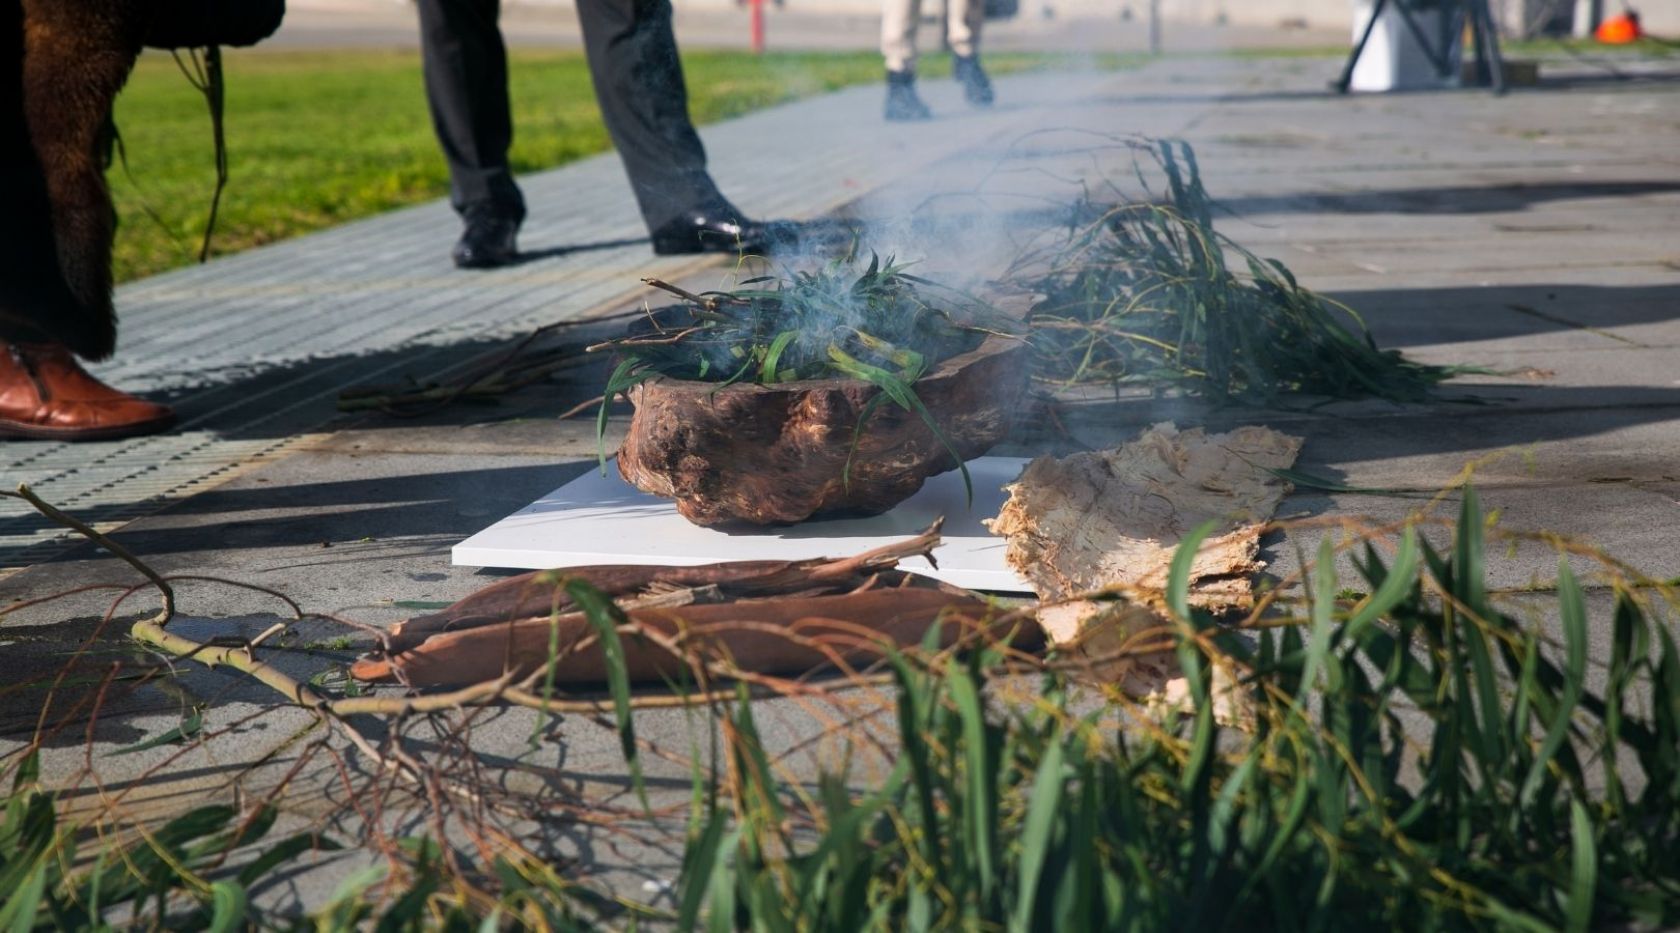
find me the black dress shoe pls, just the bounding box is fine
[452,208,522,269]
[650,202,779,255]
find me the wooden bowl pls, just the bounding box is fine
[616,330,1029,526]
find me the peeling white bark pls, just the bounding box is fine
[987,421,1302,704]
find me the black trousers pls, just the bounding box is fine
[417,0,723,233]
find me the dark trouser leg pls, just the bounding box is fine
[576,0,722,232]
[416,0,524,218]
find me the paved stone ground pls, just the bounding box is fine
[3,47,1679,918]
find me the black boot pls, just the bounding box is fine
[953,54,994,107]
[884,70,932,121]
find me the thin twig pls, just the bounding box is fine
[641,277,724,311]
[4,485,174,624]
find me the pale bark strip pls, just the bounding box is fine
[986,422,1301,709]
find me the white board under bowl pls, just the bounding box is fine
[452,456,1033,593]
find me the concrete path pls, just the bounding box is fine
[3,49,1680,915]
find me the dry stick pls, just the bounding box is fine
[3,485,463,806]
[0,583,140,619]
[158,574,306,649]
[338,308,642,416]
[556,393,607,421]
[8,485,502,720]
[641,277,725,311]
[6,486,175,623]
[299,611,394,653]
[4,488,183,752]
[585,324,707,354]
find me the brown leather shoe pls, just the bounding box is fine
[0,342,175,441]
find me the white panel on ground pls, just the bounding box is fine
[453,456,1034,593]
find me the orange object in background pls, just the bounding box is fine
[1596,11,1642,43]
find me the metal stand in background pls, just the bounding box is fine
[1148,0,1161,55]
[747,0,765,53]
[1336,0,1509,94]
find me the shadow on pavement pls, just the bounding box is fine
[1333,282,1680,349]
[1222,180,1680,217]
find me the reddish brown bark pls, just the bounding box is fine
[350,582,1027,688]
[615,333,1030,526]
[351,523,1042,688]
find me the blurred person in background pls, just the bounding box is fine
[418,0,781,268]
[881,0,994,120]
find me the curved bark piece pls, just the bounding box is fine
[353,578,1033,688]
[384,521,946,655]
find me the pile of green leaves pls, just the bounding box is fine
[669,491,1680,930]
[1026,140,1455,404]
[0,753,331,930]
[602,255,998,390]
[0,762,615,930]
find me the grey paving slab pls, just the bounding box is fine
[1301,234,1680,276]
[1285,404,1680,490]
[1264,481,1680,595]
[1337,280,1680,352]
[1036,390,1680,491]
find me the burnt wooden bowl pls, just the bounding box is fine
[616,331,1030,526]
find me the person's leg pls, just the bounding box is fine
[0,2,63,351]
[881,0,920,75]
[1,0,173,440]
[575,0,721,232]
[576,0,781,253]
[13,0,136,360]
[416,0,523,219]
[946,0,984,59]
[881,0,932,120]
[947,0,993,106]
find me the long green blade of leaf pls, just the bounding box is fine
[565,578,647,808]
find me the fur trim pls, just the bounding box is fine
[0,1,146,360]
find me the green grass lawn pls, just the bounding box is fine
[108,48,1129,283]
[1503,34,1680,56]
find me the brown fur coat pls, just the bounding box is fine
[1,0,281,360]
[0,0,146,359]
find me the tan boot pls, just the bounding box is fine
[0,342,175,441]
